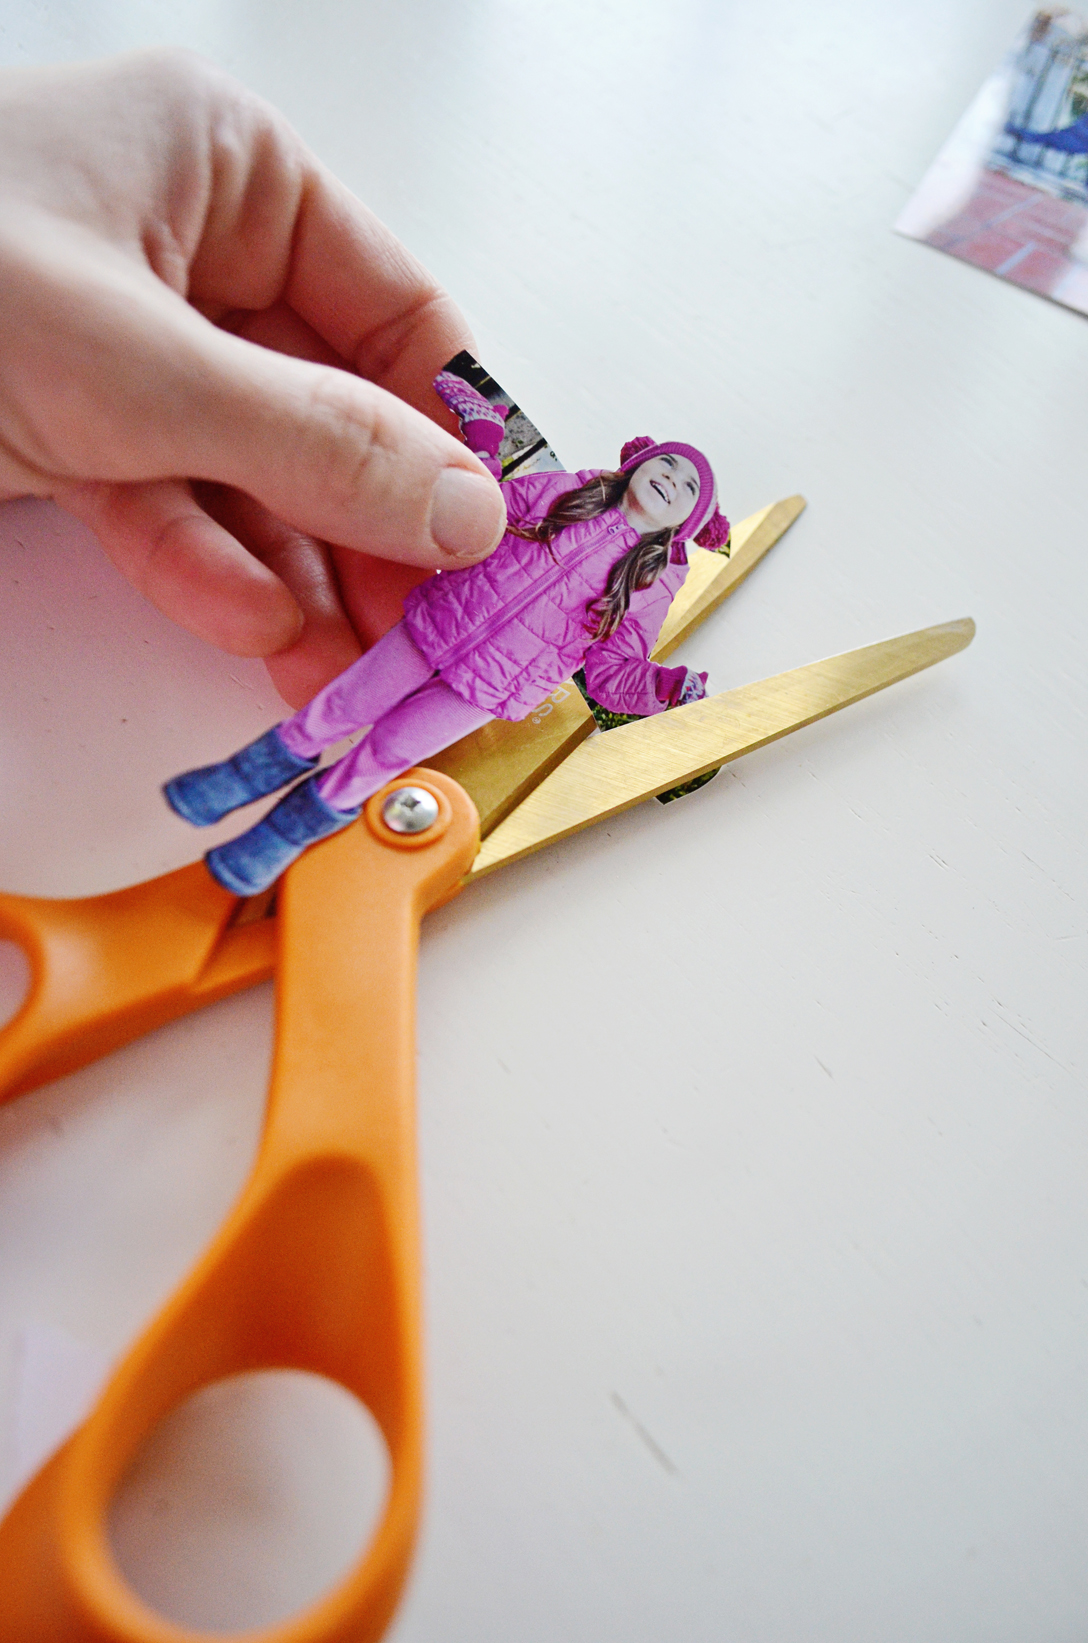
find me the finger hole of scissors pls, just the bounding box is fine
[107,1368,391,1634]
[0,940,30,1030]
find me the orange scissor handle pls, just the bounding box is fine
[0,860,277,1104]
[0,769,479,1643]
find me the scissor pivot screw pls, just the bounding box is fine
[382,786,441,835]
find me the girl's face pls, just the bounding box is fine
[622,454,701,532]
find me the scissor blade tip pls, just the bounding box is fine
[939,615,976,647]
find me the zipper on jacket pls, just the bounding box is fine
[431,512,635,673]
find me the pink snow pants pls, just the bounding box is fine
[277,622,491,812]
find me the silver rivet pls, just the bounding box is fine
[381,786,440,834]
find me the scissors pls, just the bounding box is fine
[0,491,973,1643]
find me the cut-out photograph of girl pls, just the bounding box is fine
[164,357,730,894]
[897,8,1088,313]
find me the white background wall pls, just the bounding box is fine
[1,2,1086,1639]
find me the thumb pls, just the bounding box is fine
[175,323,508,570]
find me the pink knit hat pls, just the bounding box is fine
[619,437,730,550]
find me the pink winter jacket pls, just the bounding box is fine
[403,470,690,721]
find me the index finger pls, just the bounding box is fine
[288,167,475,415]
[179,66,471,420]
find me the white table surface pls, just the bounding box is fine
[1,2,1086,1638]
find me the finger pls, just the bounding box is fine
[225,301,345,370]
[10,241,505,571]
[56,477,304,656]
[227,299,466,441]
[169,76,480,420]
[1,60,503,568]
[286,177,476,410]
[199,485,363,706]
[181,320,508,569]
[329,545,432,651]
[182,94,477,416]
[2,49,469,432]
[220,301,474,671]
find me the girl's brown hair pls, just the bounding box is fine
[507,469,676,642]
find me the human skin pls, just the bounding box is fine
[0,49,507,706]
[621,453,700,532]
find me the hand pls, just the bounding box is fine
[0,50,507,705]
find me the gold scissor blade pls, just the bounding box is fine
[651,494,806,661]
[469,617,974,880]
[424,682,596,836]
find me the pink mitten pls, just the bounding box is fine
[434,371,509,477]
[655,666,708,708]
[676,668,709,705]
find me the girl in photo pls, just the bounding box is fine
[165,376,730,894]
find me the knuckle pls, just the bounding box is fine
[126,44,215,95]
[128,47,264,134]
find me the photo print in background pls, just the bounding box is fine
[897,8,1088,313]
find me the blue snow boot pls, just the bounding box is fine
[1006,114,1088,154]
[163,727,318,826]
[204,776,360,895]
